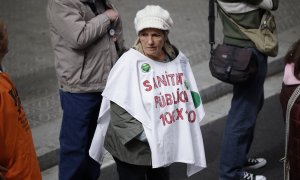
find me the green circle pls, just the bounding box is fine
[141,63,151,72]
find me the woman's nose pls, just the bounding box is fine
[147,37,154,45]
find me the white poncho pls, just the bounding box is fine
[89,48,206,176]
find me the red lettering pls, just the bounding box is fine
[176,73,184,85]
[154,96,160,108]
[165,112,173,124]
[165,93,173,105]
[179,91,189,102]
[167,74,175,86]
[156,75,168,87]
[187,110,196,123]
[153,77,158,89]
[159,95,167,108]
[143,80,152,91]
[176,108,184,120]
[160,114,166,126]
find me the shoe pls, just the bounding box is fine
[244,157,267,170]
[241,171,266,180]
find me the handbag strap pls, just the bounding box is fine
[208,0,216,55]
[218,4,272,32]
[217,3,246,31]
[284,85,300,180]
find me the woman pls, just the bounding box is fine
[90,5,206,180]
[280,39,300,180]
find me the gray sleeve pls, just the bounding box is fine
[47,0,111,49]
[113,15,127,56]
[110,102,145,145]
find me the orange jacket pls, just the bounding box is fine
[0,72,42,180]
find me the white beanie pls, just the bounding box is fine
[134,5,174,34]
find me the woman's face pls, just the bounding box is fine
[138,28,167,61]
[0,21,8,59]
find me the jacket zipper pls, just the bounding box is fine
[80,52,87,79]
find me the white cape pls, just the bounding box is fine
[89,48,206,176]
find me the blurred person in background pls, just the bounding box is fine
[280,38,300,180]
[0,20,42,180]
[216,0,279,179]
[46,0,126,179]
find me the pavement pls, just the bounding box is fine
[0,0,300,179]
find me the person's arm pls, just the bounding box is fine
[47,0,111,49]
[219,0,279,10]
[0,90,7,180]
[110,102,145,145]
[113,15,127,56]
[218,0,263,5]
[257,0,279,10]
[106,3,127,56]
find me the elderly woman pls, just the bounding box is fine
[90,5,206,180]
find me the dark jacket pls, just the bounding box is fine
[280,83,300,180]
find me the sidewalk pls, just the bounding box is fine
[42,23,300,179]
[0,0,299,179]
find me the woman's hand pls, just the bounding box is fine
[104,9,119,22]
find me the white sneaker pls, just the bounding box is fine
[244,157,267,170]
[241,171,266,180]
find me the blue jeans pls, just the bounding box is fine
[219,48,268,180]
[59,91,102,180]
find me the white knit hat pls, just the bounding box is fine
[134,5,174,34]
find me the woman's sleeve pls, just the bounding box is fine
[110,102,144,145]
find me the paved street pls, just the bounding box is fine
[169,94,285,180]
[43,93,285,180]
[0,0,299,131]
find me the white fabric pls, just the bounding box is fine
[217,0,274,13]
[89,98,110,163]
[217,1,258,14]
[258,0,273,10]
[89,48,206,177]
[134,5,173,34]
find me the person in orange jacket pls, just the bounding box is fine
[0,20,42,180]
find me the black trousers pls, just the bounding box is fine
[113,157,170,180]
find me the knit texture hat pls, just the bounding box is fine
[134,5,173,34]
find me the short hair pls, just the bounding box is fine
[0,20,5,42]
[0,20,7,61]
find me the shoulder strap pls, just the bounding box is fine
[218,4,271,31]
[217,3,243,29]
[208,0,216,55]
